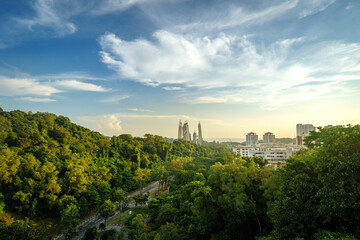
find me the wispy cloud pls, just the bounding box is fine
[0,70,111,100]
[162,86,183,91]
[14,0,160,36]
[174,0,299,32]
[299,0,337,18]
[19,97,56,102]
[12,0,336,37]
[100,95,130,103]
[39,72,106,81]
[16,0,77,36]
[80,114,123,136]
[128,108,154,112]
[54,80,110,92]
[186,97,228,104]
[91,0,152,15]
[0,75,61,96]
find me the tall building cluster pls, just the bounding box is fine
[178,120,203,144]
[232,123,326,168]
[245,132,275,146]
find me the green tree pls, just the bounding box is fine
[60,203,80,240]
[82,226,97,240]
[0,193,5,216]
[129,214,149,240]
[98,200,116,226]
[133,168,151,194]
[158,223,182,240]
[269,126,360,239]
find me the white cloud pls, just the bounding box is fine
[17,0,77,36]
[299,0,337,18]
[100,95,130,103]
[19,97,56,102]
[187,97,228,104]
[99,31,360,109]
[0,72,111,100]
[162,86,183,91]
[15,0,162,36]
[54,80,110,92]
[91,0,152,15]
[174,0,299,32]
[80,114,123,136]
[39,72,106,81]
[0,76,61,96]
[128,108,154,112]
[345,3,354,10]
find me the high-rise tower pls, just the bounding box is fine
[263,132,275,143]
[178,120,183,139]
[198,122,203,144]
[183,121,191,141]
[193,131,197,143]
[246,132,258,146]
[296,124,315,145]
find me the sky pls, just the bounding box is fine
[0,0,360,139]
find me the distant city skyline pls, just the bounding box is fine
[1,0,359,138]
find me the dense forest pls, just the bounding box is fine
[0,109,229,239]
[0,108,359,239]
[121,126,360,240]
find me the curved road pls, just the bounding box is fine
[53,181,160,240]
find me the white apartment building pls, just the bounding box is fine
[233,144,302,167]
[233,146,253,157]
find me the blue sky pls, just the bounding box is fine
[0,0,360,138]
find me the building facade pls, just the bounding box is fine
[233,144,302,168]
[263,132,275,143]
[198,122,203,144]
[296,124,315,145]
[246,132,258,146]
[178,120,183,139]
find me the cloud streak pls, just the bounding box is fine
[0,76,61,96]
[19,97,56,102]
[16,0,77,36]
[128,108,154,112]
[100,95,130,103]
[0,72,111,101]
[15,0,161,36]
[54,80,110,92]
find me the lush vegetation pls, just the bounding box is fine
[0,108,359,240]
[0,109,228,239]
[120,126,360,240]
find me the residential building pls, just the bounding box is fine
[246,132,258,146]
[296,124,315,145]
[263,132,275,143]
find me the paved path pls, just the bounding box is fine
[53,181,160,240]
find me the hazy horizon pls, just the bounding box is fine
[1,0,359,138]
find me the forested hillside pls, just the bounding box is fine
[0,108,359,240]
[0,109,229,239]
[118,126,360,240]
